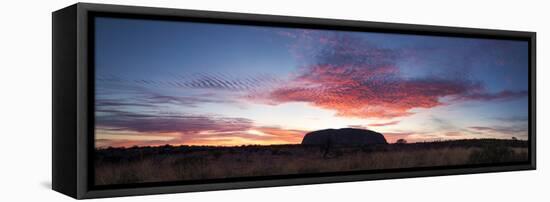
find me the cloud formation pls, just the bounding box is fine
[98,111,253,134]
[95,108,308,147]
[254,34,527,119]
[98,72,280,92]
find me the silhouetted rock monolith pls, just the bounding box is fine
[301,128,387,146]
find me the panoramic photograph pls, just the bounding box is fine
[93,17,529,186]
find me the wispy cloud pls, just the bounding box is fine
[98,72,281,92]
[444,131,463,137]
[456,90,528,101]
[95,108,308,147]
[368,120,401,127]
[97,109,254,134]
[468,126,527,135]
[494,115,529,123]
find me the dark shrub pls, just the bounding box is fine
[395,139,407,144]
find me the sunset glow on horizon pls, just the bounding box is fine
[94,17,529,148]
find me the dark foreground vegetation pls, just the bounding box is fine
[95,139,528,185]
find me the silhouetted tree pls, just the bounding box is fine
[395,139,407,144]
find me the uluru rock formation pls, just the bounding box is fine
[301,128,387,146]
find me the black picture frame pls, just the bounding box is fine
[52,3,536,199]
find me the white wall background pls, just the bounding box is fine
[0,0,546,201]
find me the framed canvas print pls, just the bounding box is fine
[52,3,536,199]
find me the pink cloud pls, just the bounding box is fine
[251,34,527,119]
[262,64,479,119]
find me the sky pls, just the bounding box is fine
[94,17,529,148]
